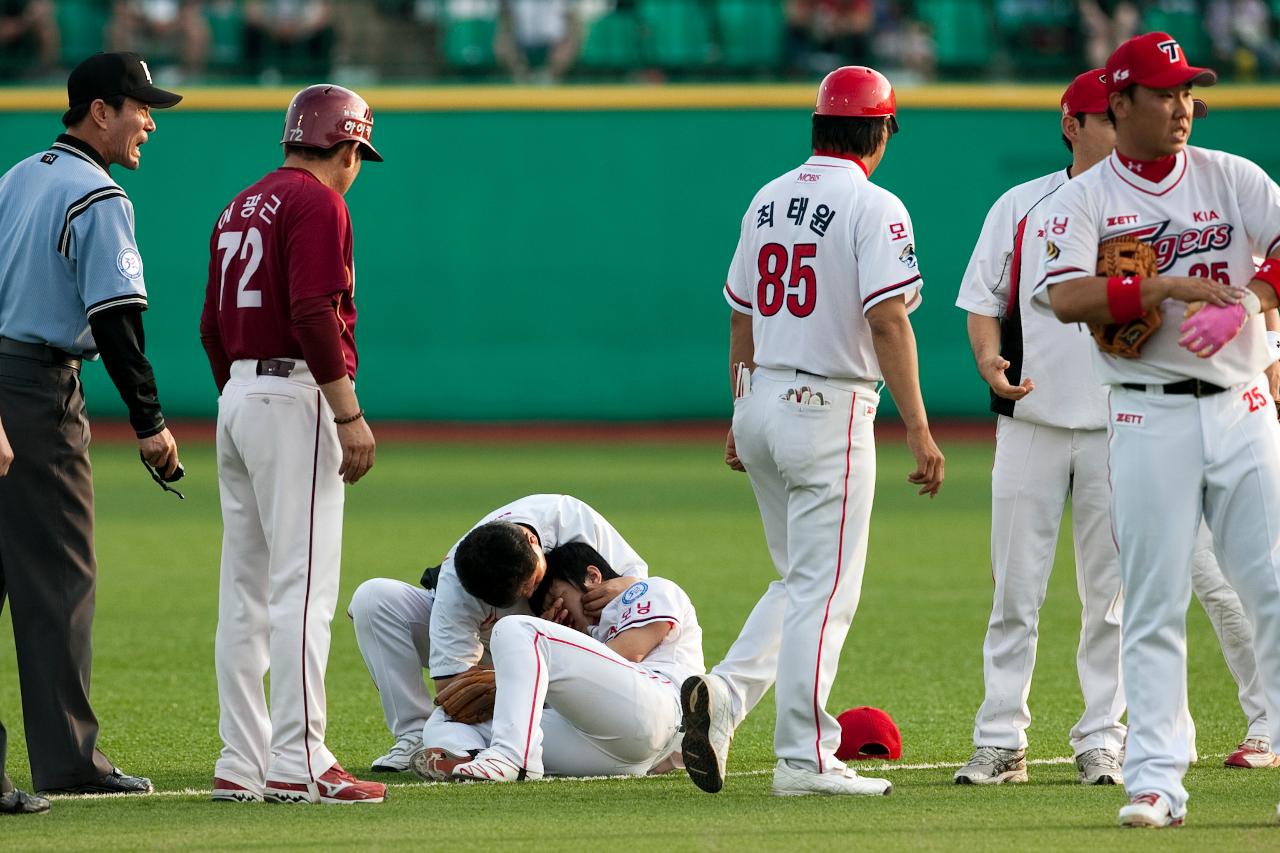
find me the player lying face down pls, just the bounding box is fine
[415,542,705,782]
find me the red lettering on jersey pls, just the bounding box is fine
[1111,220,1235,273]
[798,173,820,183]
[1036,227,1046,238]
[888,222,907,241]
[1192,210,1220,223]
[1106,214,1139,226]
[1050,216,1069,235]
[1115,412,1144,425]
[637,601,651,616]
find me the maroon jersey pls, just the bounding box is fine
[201,167,358,379]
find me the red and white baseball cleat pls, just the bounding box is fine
[264,764,386,804]
[1118,793,1183,828]
[449,750,541,783]
[409,747,472,782]
[211,777,263,803]
[1224,737,1280,769]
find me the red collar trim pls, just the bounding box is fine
[1114,150,1177,183]
[812,149,869,177]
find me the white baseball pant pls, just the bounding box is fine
[1191,522,1269,740]
[972,417,1126,755]
[1108,377,1280,817]
[424,616,681,777]
[214,359,343,789]
[729,368,879,774]
[348,578,437,739]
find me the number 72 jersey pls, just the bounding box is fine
[202,167,358,374]
[723,153,924,381]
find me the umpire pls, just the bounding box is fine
[0,52,182,797]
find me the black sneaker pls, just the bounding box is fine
[40,767,154,796]
[0,789,51,814]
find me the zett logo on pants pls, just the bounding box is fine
[1114,412,1145,427]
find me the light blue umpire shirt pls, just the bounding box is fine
[0,135,149,357]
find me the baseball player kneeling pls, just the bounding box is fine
[411,543,704,781]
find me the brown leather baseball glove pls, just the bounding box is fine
[435,668,496,724]
[1090,236,1161,358]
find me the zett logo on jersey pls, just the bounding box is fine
[1110,220,1234,272]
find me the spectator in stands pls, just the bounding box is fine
[1078,0,1138,67]
[496,0,581,83]
[1206,0,1280,78]
[109,1,211,79]
[785,0,875,76]
[0,0,59,78]
[243,0,335,79]
[876,0,935,80]
[351,0,440,79]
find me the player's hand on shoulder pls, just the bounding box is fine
[139,427,180,478]
[724,427,745,472]
[336,416,375,484]
[583,576,636,619]
[978,356,1034,400]
[1161,276,1243,308]
[905,426,944,498]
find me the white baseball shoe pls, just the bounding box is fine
[1075,747,1123,785]
[1118,792,1182,828]
[1224,737,1280,769]
[953,746,1028,785]
[409,746,473,781]
[771,760,892,797]
[449,750,541,783]
[680,673,734,793]
[370,733,423,772]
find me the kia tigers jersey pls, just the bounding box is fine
[958,168,1109,430]
[590,577,705,688]
[724,153,923,381]
[1031,146,1280,387]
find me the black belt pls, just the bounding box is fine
[256,358,295,378]
[1122,379,1227,397]
[0,337,81,371]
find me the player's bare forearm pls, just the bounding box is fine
[728,310,755,394]
[1247,281,1280,313]
[319,376,375,484]
[605,621,671,663]
[868,296,945,496]
[1047,275,1241,324]
[966,312,1033,400]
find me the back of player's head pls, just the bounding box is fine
[454,521,541,608]
[530,542,619,613]
[811,115,895,159]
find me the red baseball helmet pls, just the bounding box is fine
[815,66,898,134]
[281,84,383,162]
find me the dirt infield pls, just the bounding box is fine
[91,419,996,444]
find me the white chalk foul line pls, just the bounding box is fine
[41,755,1098,801]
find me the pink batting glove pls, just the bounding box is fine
[1178,303,1246,358]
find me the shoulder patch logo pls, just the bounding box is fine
[116,247,143,280]
[40,152,58,165]
[898,242,918,269]
[621,582,649,605]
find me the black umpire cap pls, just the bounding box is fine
[63,52,182,125]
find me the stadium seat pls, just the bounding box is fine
[57,0,110,67]
[991,0,1078,79]
[579,10,643,71]
[715,0,785,71]
[638,0,714,70]
[917,0,994,74]
[442,13,498,73]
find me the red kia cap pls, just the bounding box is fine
[1061,68,1110,115]
[1106,32,1217,94]
[836,707,902,761]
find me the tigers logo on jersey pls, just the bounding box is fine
[899,243,918,269]
[1111,220,1234,272]
[1045,240,1061,261]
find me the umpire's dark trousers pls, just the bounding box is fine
[0,346,113,790]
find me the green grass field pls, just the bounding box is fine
[1,435,1278,850]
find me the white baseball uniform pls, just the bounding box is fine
[432,578,704,777]
[716,152,922,773]
[1033,145,1280,816]
[349,494,648,741]
[956,168,1125,757]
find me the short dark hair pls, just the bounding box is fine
[1061,111,1086,152]
[284,140,356,161]
[1105,88,1132,126]
[453,521,540,608]
[811,114,894,159]
[530,542,620,613]
[62,94,127,128]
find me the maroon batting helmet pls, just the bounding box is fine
[281,84,383,162]
[815,66,898,134]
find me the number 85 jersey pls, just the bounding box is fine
[201,166,358,376]
[723,153,923,381]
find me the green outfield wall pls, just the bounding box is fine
[3,86,1279,421]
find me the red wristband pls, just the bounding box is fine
[1106,275,1145,323]
[1253,258,1280,303]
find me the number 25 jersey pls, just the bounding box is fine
[723,153,924,382]
[202,166,359,378]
